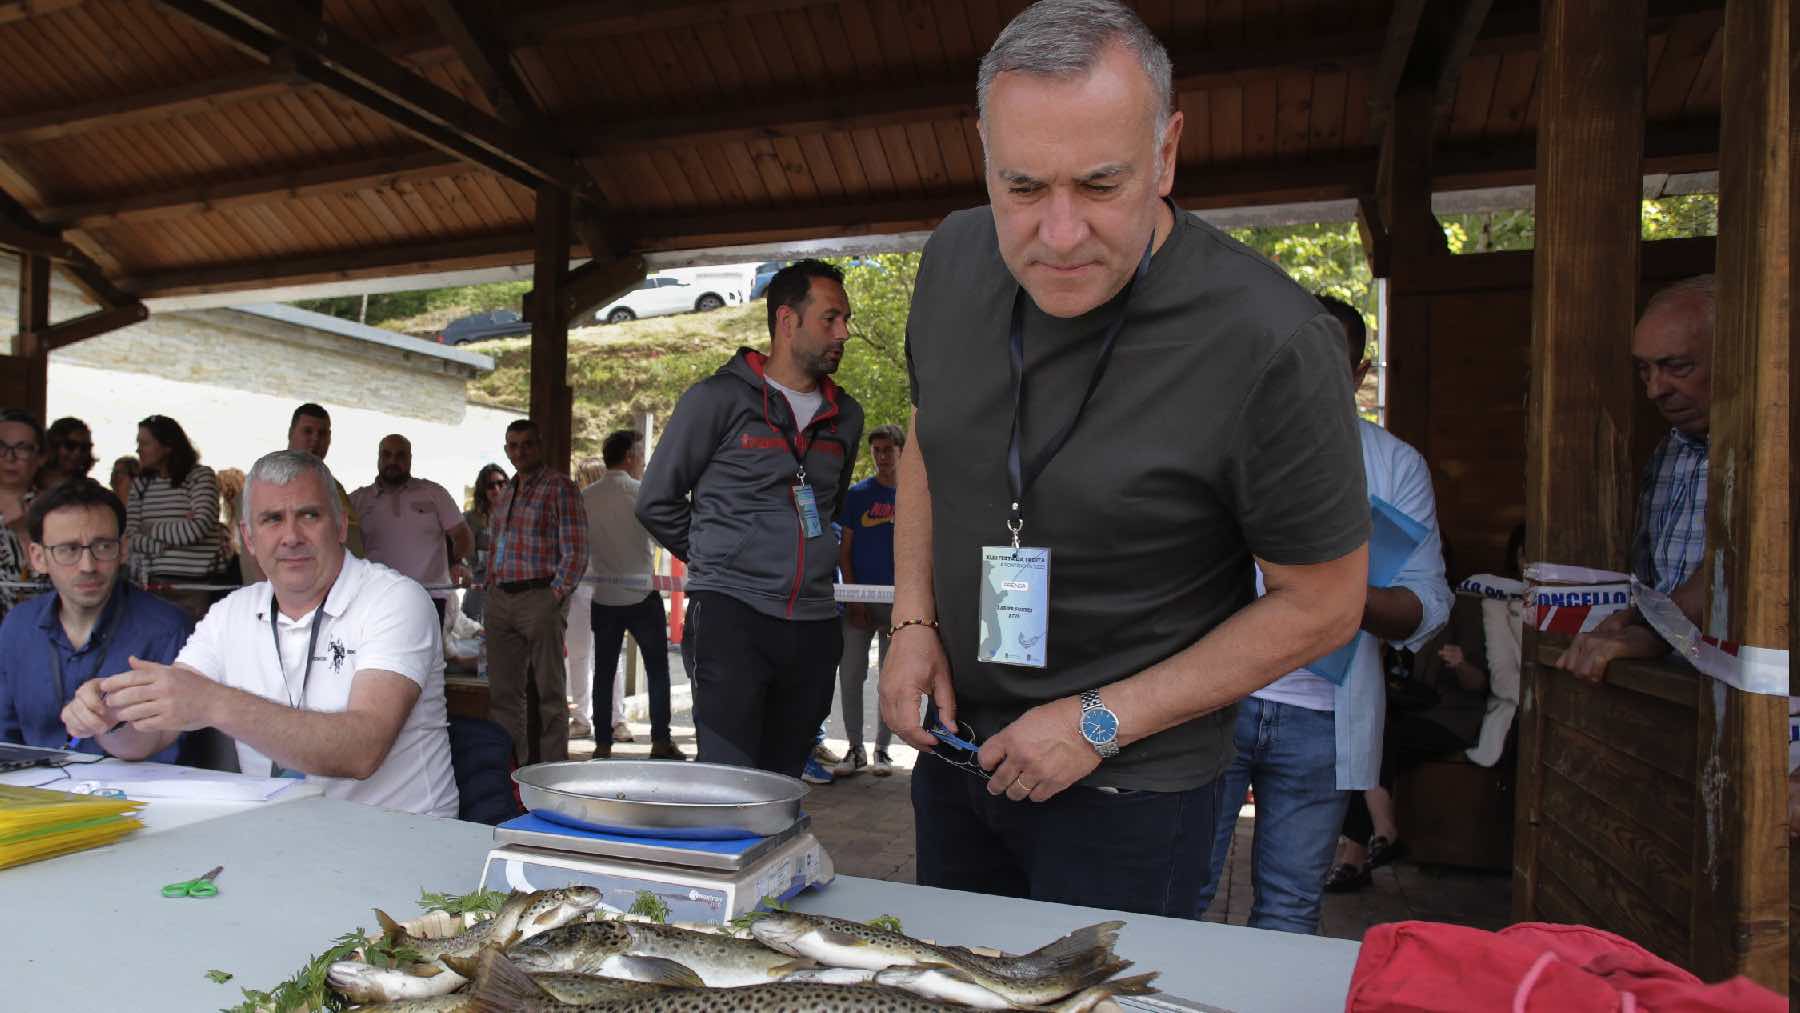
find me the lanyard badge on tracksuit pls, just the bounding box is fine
[978,237,1153,669]
[768,393,826,540]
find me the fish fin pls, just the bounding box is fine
[1048,971,1160,1013]
[470,946,556,1013]
[815,926,872,947]
[767,958,819,978]
[439,953,480,979]
[1022,921,1124,963]
[622,955,707,989]
[374,908,410,943]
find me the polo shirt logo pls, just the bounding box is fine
[327,639,354,674]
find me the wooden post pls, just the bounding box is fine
[1515,0,1646,925]
[1377,87,1447,458]
[1691,0,1790,990]
[14,252,49,420]
[530,185,573,474]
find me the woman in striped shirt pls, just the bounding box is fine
[127,414,222,621]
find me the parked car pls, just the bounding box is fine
[440,309,530,345]
[749,260,785,300]
[596,272,736,325]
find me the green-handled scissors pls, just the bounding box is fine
[162,865,223,898]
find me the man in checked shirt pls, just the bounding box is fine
[1557,275,1714,681]
[485,419,588,763]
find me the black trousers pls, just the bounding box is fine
[681,591,841,779]
[591,591,675,743]
[912,750,1225,919]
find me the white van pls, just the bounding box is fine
[596,264,757,324]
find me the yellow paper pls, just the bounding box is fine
[0,785,145,869]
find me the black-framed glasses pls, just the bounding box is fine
[0,440,38,460]
[44,539,122,565]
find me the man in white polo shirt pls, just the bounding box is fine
[85,450,458,817]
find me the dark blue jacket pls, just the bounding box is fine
[0,581,191,761]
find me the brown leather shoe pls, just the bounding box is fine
[648,740,688,761]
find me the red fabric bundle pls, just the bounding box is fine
[1345,920,1785,1012]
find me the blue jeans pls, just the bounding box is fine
[912,745,1224,919]
[1196,696,1348,934]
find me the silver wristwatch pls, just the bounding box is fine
[1078,689,1121,758]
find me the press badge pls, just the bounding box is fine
[977,545,1050,668]
[793,482,823,538]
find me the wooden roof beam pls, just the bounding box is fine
[1432,1,1498,129]
[117,231,551,298]
[29,303,150,353]
[0,186,137,308]
[40,151,466,229]
[155,0,589,193]
[0,0,85,26]
[574,28,1409,157]
[1366,0,1428,144]
[422,0,538,126]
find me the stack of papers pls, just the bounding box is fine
[58,764,299,803]
[0,784,144,870]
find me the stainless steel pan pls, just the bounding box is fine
[513,760,808,839]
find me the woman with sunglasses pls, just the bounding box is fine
[0,408,45,621]
[460,463,508,622]
[33,416,95,493]
[126,415,223,622]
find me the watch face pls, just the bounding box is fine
[1081,708,1118,744]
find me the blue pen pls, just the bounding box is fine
[67,721,127,751]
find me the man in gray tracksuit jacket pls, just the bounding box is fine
[637,260,864,778]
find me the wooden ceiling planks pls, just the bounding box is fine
[0,0,1732,300]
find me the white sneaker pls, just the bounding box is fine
[831,747,868,777]
[811,742,842,766]
[871,750,893,777]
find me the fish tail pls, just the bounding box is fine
[1050,971,1161,1013]
[470,946,560,1012]
[439,953,479,979]
[374,908,411,943]
[1023,921,1125,963]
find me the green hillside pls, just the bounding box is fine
[466,304,766,460]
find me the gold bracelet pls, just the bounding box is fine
[889,617,941,637]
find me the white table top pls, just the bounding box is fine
[0,798,1358,1012]
[0,758,323,833]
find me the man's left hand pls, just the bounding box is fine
[450,563,473,587]
[978,696,1100,804]
[97,657,218,733]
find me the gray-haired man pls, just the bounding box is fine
[85,450,459,817]
[880,0,1369,917]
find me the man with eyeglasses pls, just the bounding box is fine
[0,478,189,761]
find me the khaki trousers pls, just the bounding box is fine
[485,585,570,765]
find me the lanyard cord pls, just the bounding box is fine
[269,591,330,710]
[1005,234,1155,547]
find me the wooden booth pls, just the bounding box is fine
[0,0,1788,994]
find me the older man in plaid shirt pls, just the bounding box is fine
[486,419,588,764]
[1557,275,1713,681]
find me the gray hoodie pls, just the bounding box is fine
[637,347,864,621]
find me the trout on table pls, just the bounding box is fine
[750,911,1131,1006]
[469,947,965,1012]
[373,886,603,963]
[509,919,814,987]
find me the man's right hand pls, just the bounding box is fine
[880,624,955,750]
[61,678,120,740]
[1555,632,1633,682]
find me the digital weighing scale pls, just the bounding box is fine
[478,812,834,924]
